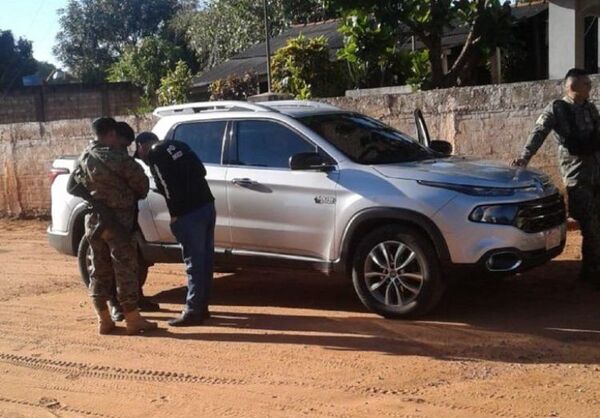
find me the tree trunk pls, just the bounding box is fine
[426,37,445,89]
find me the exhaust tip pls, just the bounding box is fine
[486,252,522,272]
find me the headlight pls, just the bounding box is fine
[469,204,519,225]
[418,180,515,196]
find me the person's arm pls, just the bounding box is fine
[121,156,150,200]
[513,103,555,167]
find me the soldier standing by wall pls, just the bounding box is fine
[69,118,158,334]
[512,68,600,288]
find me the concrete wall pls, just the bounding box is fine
[0,116,155,217]
[0,83,142,124]
[1,76,600,217]
[324,75,600,190]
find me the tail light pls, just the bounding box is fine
[48,167,70,185]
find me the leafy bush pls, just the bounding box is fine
[107,36,182,101]
[271,35,345,99]
[337,12,399,88]
[157,60,192,106]
[209,71,259,101]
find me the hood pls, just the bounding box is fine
[373,156,545,189]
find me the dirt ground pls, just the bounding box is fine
[0,220,598,418]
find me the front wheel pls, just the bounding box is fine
[351,226,446,318]
[77,236,149,289]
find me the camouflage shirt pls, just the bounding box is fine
[521,96,600,187]
[74,141,149,211]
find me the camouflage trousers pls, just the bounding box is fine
[567,185,600,280]
[85,211,139,312]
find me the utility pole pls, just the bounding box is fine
[263,0,272,92]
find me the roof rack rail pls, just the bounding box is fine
[257,100,340,111]
[153,101,271,117]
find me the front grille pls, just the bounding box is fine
[514,194,566,233]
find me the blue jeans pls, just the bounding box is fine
[169,202,216,314]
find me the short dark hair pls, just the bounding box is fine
[115,121,135,144]
[135,131,159,145]
[564,68,589,82]
[92,117,117,137]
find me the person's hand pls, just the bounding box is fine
[511,158,528,168]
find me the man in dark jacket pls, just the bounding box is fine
[135,132,216,326]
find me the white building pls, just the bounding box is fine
[549,0,600,78]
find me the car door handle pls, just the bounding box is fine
[231,178,257,187]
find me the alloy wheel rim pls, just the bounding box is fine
[363,240,424,307]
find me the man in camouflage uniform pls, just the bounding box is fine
[513,68,600,286]
[70,118,158,334]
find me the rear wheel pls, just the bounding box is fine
[351,225,446,318]
[77,236,149,289]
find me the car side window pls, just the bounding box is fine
[235,120,316,168]
[172,121,226,164]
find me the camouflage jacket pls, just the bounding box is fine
[521,96,600,187]
[73,141,149,212]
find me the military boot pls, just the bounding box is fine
[95,308,116,335]
[108,297,124,322]
[124,310,158,335]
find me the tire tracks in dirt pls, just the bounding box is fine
[0,395,117,418]
[0,352,431,400]
[0,353,246,386]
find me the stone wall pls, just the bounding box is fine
[0,116,155,217]
[324,75,600,190]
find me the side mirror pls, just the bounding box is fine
[289,152,335,171]
[429,140,452,156]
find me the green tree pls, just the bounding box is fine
[0,30,38,91]
[272,35,344,99]
[107,36,183,101]
[337,12,413,89]
[54,0,187,82]
[172,0,341,71]
[330,0,513,88]
[157,60,193,105]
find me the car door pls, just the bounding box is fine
[226,119,339,260]
[147,120,230,248]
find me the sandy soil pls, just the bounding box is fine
[0,219,598,418]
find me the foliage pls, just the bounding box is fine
[271,35,344,99]
[172,0,341,71]
[329,0,514,89]
[337,12,405,88]
[54,0,187,82]
[107,36,183,101]
[406,50,431,90]
[0,30,38,90]
[157,60,193,105]
[209,71,259,101]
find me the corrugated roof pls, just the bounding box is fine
[191,3,548,89]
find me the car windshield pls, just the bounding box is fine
[297,112,435,164]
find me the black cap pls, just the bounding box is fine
[115,121,135,144]
[92,117,117,136]
[135,131,159,145]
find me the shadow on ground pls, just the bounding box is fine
[150,259,600,364]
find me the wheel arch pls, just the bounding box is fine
[68,203,90,256]
[337,208,451,275]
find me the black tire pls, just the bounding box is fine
[77,236,149,289]
[351,225,446,319]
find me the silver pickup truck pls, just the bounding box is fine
[48,100,567,318]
